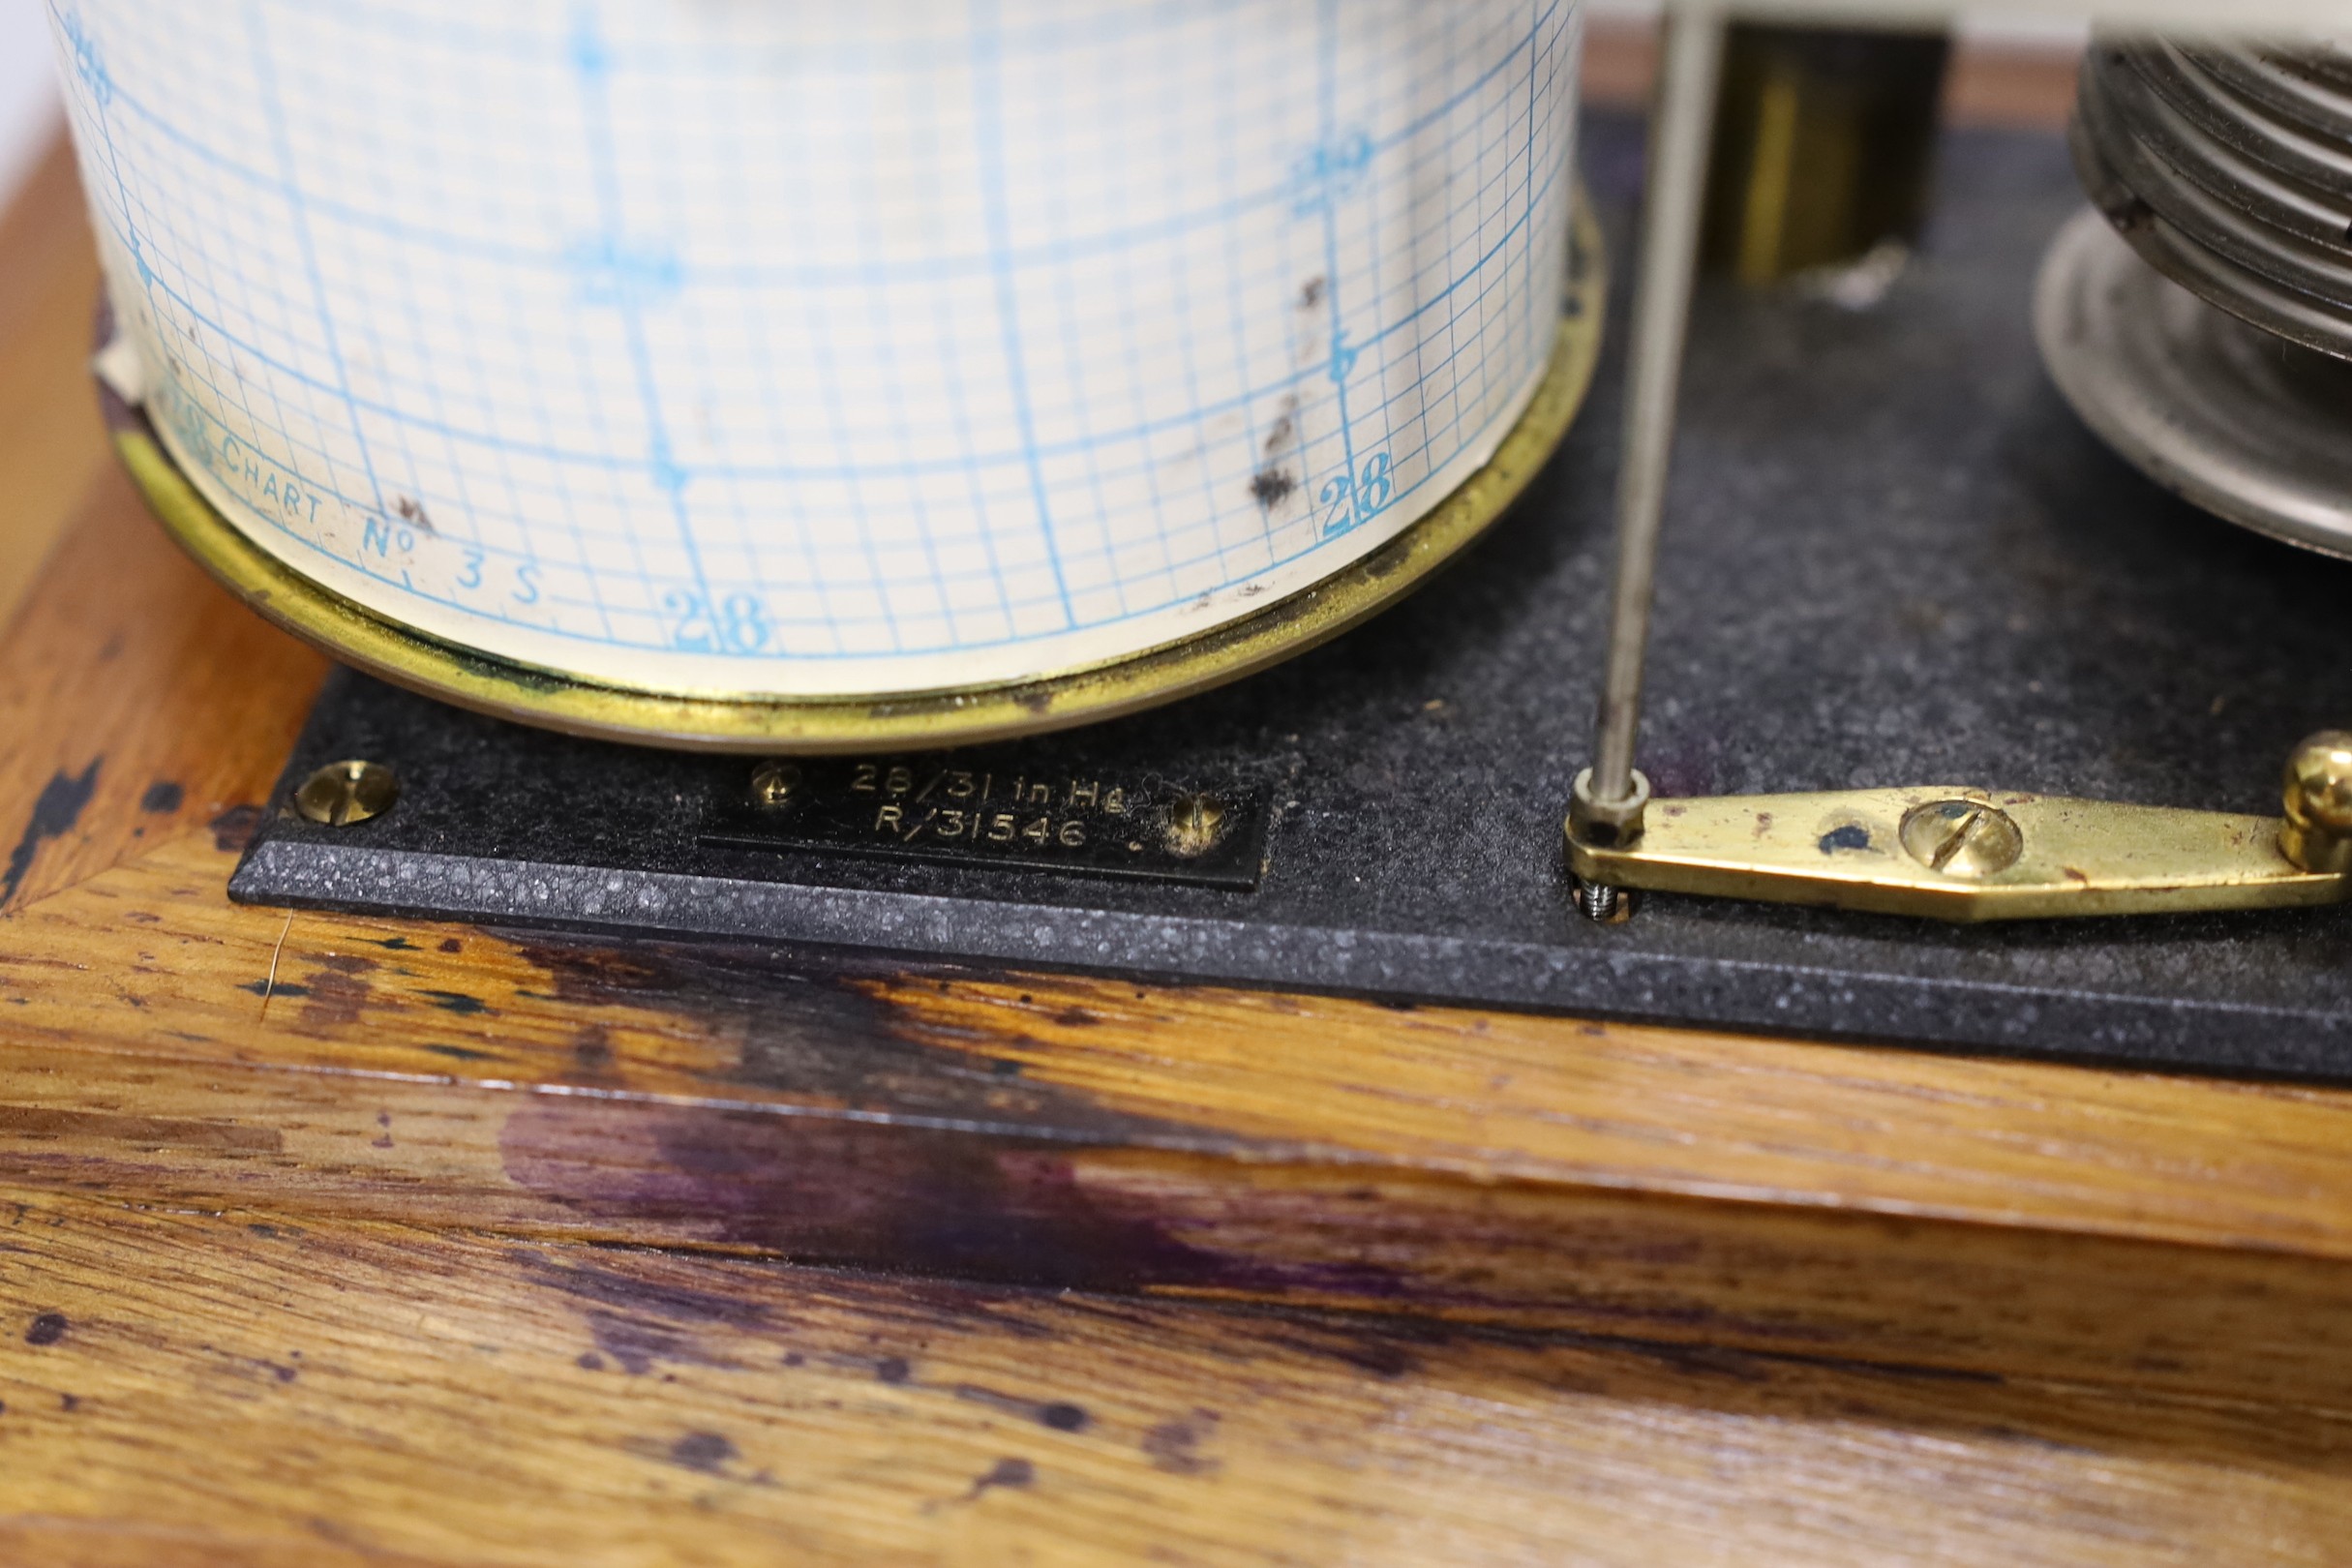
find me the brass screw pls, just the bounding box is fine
[2279,730,2352,874]
[1165,793,1226,858]
[292,760,399,827]
[1898,798,2024,878]
[750,761,803,808]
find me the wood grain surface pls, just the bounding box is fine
[0,136,108,633]
[7,73,2352,1568]
[7,1190,2352,1568]
[7,388,2352,1568]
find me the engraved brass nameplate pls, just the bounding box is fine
[704,759,1267,890]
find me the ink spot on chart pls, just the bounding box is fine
[1251,469,1298,510]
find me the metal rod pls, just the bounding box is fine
[1588,4,1727,805]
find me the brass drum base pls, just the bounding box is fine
[112,202,1606,753]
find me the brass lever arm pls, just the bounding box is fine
[1566,786,2350,922]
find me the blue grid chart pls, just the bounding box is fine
[52,0,1583,696]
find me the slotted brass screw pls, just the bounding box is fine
[292,760,399,827]
[1898,798,2024,879]
[1166,793,1226,858]
[750,761,803,808]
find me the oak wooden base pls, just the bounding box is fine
[11,428,2352,1568]
[9,68,2352,1563]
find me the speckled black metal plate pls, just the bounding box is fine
[233,117,2352,1081]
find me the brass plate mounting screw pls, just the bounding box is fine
[1166,793,1226,858]
[2280,730,2352,874]
[1898,798,2024,878]
[292,760,399,828]
[750,761,803,809]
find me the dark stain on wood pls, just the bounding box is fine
[2,758,101,906]
[501,1099,1276,1294]
[1141,1409,1221,1475]
[419,990,488,1016]
[953,1383,1090,1432]
[510,933,1251,1148]
[518,1252,768,1331]
[0,1104,283,1155]
[494,933,1326,1294]
[966,1457,1034,1499]
[485,934,1458,1301]
[1300,1330,1421,1380]
[582,1311,702,1376]
[668,1431,738,1474]
[138,780,183,813]
[295,952,376,1032]
[572,1025,614,1072]
[515,1251,769,1376]
[24,1312,67,1345]
[208,803,262,854]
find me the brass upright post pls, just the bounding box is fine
[1702,23,1951,284]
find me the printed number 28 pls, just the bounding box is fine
[664,589,769,652]
[1319,452,1394,537]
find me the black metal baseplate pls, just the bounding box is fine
[234,117,2352,1081]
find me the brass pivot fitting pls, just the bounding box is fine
[1570,768,1652,849]
[2280,731,2352,874]
[1569,768,1651,923]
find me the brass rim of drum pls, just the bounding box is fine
[115,196,1605,753]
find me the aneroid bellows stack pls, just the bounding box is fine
[2039,34,2352,557]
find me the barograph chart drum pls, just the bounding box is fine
[55,0,1599,748]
